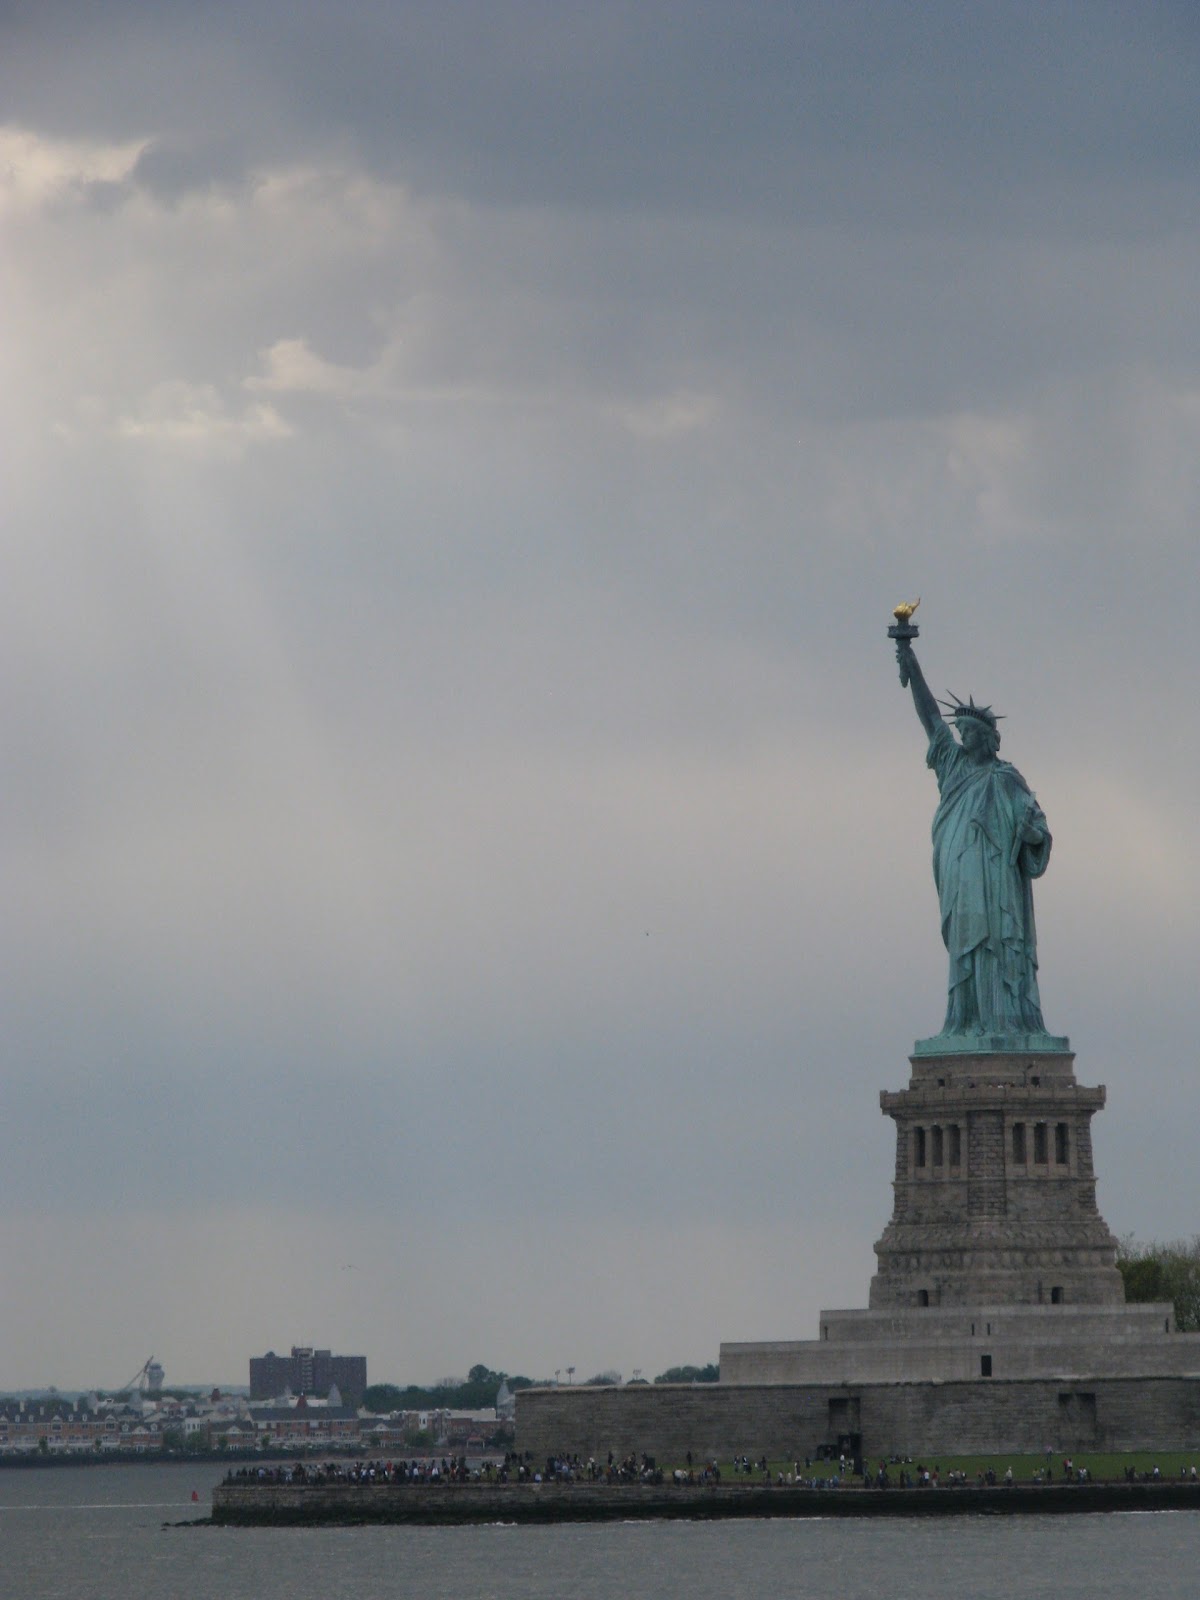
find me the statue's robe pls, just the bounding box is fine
[927,720,1051,1037]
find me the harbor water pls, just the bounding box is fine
[3,1461,1198,1599]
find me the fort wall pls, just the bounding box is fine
[516,1376,1200,1462]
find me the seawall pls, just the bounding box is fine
[211,1479,1200,1526]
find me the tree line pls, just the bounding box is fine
[360,1360,719,1411]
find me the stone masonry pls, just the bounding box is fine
[517,1375,1200,1463]
[868,1048,1124,1309]
[714,1038,1191,1388]
[513,1039,1200,1461]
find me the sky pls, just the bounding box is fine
[2,0,1199,1393]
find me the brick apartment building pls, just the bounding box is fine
[249,1346,367,1406]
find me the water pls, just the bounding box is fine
[3,1461,1199,1599]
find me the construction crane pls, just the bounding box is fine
[119,1357,157,1396]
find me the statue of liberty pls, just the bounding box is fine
[891,608,1063,1051]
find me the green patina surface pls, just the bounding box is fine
[894,626,1063,1052]
[912,1031,1070,1057]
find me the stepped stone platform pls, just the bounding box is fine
[720,1303,1191,1385]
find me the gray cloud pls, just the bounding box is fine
[8,4,1200,219]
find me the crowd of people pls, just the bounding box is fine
[224,1455,523,1487]
[224,1449,1200,1492]
[541,1452,665,1484]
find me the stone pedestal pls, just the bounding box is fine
[868,1047,1126,1311]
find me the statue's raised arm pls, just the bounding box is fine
[895,635,941,742]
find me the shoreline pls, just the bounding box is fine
[210,1478,1200,1526]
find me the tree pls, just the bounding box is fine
[1117,1236,1200,1331]
[453,1367,505,1408]
[362,1384,407,1414]
[584,1371,622,1386]
[362,1367,524,1413]
[653,1364,719,1384]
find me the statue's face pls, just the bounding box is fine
[956,716,992,758]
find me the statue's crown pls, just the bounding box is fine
[940,692,1003,728]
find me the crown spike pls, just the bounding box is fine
[938,692,1003,729]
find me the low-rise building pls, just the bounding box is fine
[0,1400,163,1454]
[250,1397,362,1448]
